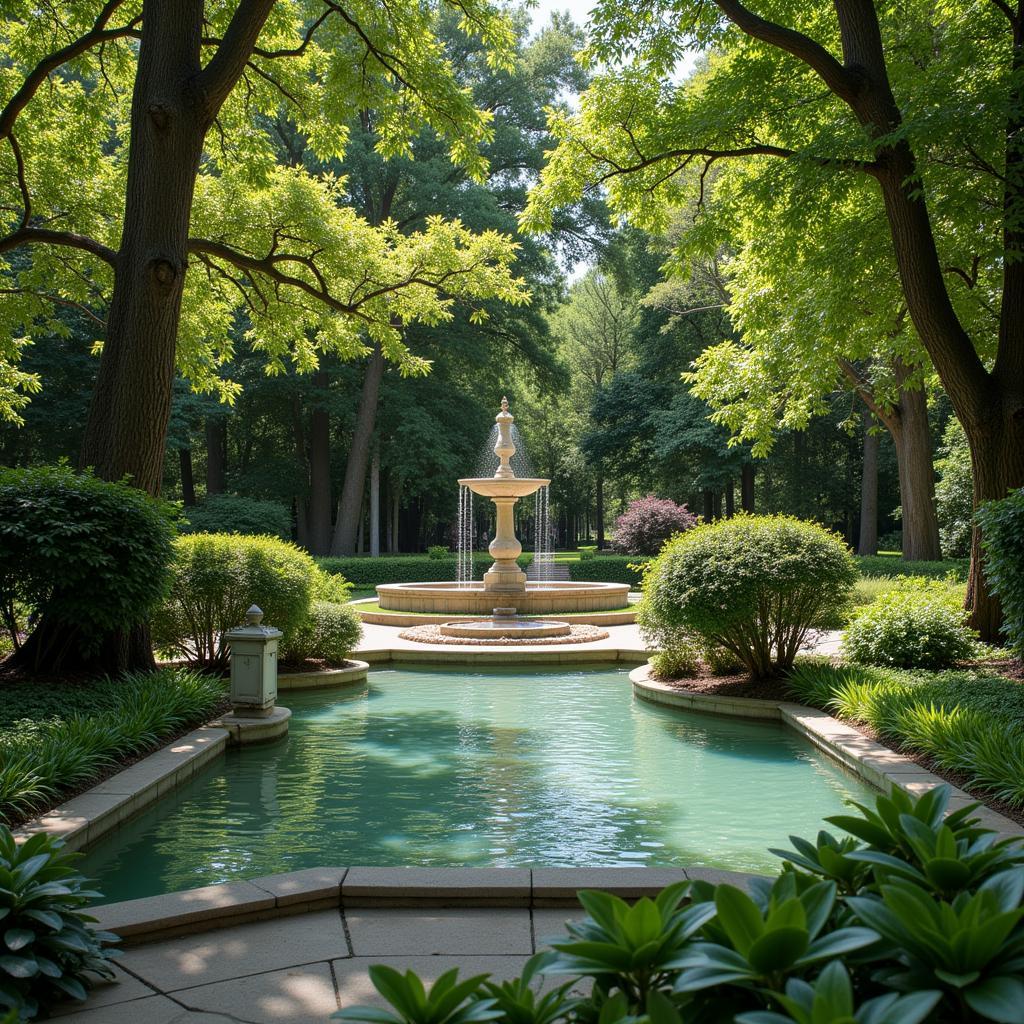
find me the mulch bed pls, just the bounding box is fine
[649,665,794,701]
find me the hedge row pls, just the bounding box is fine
[568,555,649,588]
[852,555,969,580]
[317,554,531,588]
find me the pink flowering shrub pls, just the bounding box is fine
[611,495,697,555]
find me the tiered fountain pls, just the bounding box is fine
[375,398,631,625]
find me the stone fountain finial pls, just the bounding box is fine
[494,396,515,479]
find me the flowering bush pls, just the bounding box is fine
[611,495,697,555]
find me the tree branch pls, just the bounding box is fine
[713,0,865,104]
[194,0,278,120]
[0,1,139,138]
[0,287,107,327]
[0,226,116,264]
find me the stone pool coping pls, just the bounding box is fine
[353,598,638,628]
[92,865,761,945]
[630,664,1024,843]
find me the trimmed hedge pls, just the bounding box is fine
[318,554,531,588]
[568,555,648,588]
[853,554,969,581]
[181,494,292,539]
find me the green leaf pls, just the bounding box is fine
[715,885,764,956]
[746,927,808,975]
[963,977,1024,1024]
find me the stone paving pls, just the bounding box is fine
[57,907,587,1024]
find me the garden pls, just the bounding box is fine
[1,0,1024,1022]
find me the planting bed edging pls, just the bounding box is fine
[13,726,228,851]
[630,664,1024,843]
[93,865,762,945]
[278,658,369,689]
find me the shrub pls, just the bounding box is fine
[0,668,224,824]
[0,829,118,1018]
[0,465,177,664]
[935,418,973,558]
[180,494,292,539]
[426,545,451,560]
[152,533,315,669]
[337,786,1024,1024]
[842,576,978,669]
[611,495,697,555]
[567,555,648,588]
[640,515,857,678]
[877,529,903,552]
[577,545,597,560]
[977,486,1024,655]
[279,601,362,665]
[853,555,969,580]
[788,659,1024,809]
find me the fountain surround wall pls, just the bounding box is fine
[376,398,631,616]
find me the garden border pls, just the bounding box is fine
[629,664,1024,843]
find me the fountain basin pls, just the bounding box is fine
[438,617,572,640]
[458,476,550,498]
[376,580,631,615]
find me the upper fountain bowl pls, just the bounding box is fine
[458,476,550,498]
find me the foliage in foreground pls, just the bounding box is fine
[0,466,177,667]
[0,668,224,824]
[788,660,1024,810]
[843,576,979,670]
[640,515,857,678]
[978,488,1024,656]
[0,830,117,1020]
[338,787,1024,1024]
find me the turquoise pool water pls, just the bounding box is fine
[81,665,876,903]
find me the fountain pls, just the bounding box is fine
[375,398,632,620]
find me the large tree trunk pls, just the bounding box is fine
[741,462,755,512]
[205,417,226,495]
[858,409,879,555]
[724,479,735,518]
[887,386,941,561]
[369,441,381,558]
[13,0,275,676]
[306,371,333,555]
[331,343,385,555]
[179,447,196,506]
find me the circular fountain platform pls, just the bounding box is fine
[437,611,572,639]
[376,580,631,615]
[399,622,610,645]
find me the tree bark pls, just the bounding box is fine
[179,446,196,506]
[741,463,755,512]
[370,440,381,558]
[331,343,385,555]
[306,371,333,555]
[886,386,941,561]
[858,409,879,555]
[205,417,226,495]
[702,488,714,523]
[724,479,735,518]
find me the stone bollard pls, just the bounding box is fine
[215,605,291,745]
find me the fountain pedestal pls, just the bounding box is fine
[459,397,548,598]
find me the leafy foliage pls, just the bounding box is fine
[279,600,362,665]
[337,786,1024,1024]
[0,465,177,661]
[935,419,973,559]
[640,515,857,678]
[977,488,1024,656]
[0,668,224,824]
[787,660,1024,810]
[151,533,316,669]
[0,829,118,1019]
[611,495,697,556]
[317,554,530,589]
[567,556,647,588]
[181,495,292,540]
[853,556,969,581]
[843,577,978,670]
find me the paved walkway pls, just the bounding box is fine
[57,908,583,1024]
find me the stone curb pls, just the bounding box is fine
[357,608,637,627]
[630,664,1024,842]
[357,647,651,664]
[93,865,763,945]
[277,659,369,690]
[13,727,229,851]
